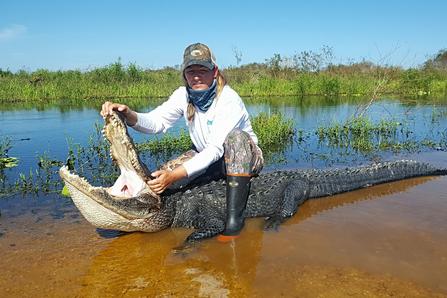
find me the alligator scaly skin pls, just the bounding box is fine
[59,111,447,245]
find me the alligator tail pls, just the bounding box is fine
[307,160,447,198]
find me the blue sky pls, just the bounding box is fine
[1,0,446,72]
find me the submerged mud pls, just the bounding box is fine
[1,154,447,297]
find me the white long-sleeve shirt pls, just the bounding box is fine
[131,85,258,177]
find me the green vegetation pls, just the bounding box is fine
[64,122,119,186]
[0,112,296,195]
[0,138,19,170]
[136,112,295,163]
[252,112,294,148]
[1,107,446,196]
[0,60,182,102]
[0,124,119,196]
[1,48,447,102]
[6,108,443,197]
[136,129,193,164]
[317,117,402,152]
[251,112,294,162]
[137,129,192,155]
[316,116,446,153]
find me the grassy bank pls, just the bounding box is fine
[228,67,447,98]
[1,55,446,102]
[0,63,182,102]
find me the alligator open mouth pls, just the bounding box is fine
[59,111,162,232]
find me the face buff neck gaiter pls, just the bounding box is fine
[186,79,217,112]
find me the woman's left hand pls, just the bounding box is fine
[148,170,173,194]
[147,166,188,194]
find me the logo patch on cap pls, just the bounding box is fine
[191,50,202,57]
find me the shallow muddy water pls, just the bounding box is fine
[1,152,447,297]
[1,98,447,296]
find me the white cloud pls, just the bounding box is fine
[0,24,27,42]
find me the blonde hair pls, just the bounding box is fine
[186,69,227,122]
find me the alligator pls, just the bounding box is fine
[59,111,447,246]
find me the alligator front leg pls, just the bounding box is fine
[187,216,226,243]
[264,179,310,231]
[173,216,226,253]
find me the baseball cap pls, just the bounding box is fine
[182,43,217,71]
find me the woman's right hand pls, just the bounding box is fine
[100,101,137,126]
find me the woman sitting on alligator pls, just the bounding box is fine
[101,43,264,240]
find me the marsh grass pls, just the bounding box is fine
[137,129,192,156]
[1,55,446,102]
[0,138,18,167]
[2,153,62,196]
[251,112,294,162]
[316,116,421,153]
[0,112,296,195]
[0,62,182,102]
[136,112,295,164]
[2,109,446,196]
[0,138,19,183]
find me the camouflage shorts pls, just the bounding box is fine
[223,129,264,176]
[160,128,263,182]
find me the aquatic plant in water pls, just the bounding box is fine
[2,108,446,197]
[315,116,440,153]
[0,138,19,170]
[251,112,295,162]
[251,112,294,148]
[137,129,192,157]
[0,112,296,196]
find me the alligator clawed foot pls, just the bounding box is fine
[171,242,197,256]
[96,228,128,238]
[263,216,283,231]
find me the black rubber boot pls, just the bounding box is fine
[221,175,251,237]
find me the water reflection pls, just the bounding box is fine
[78,176,446,296]
[0,165,445,296]
[81,226,265,297]
[284,176,435,225]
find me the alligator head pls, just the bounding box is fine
[59,111,165,232]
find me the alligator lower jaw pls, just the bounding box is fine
[59,166,161,232]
